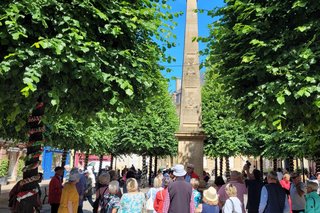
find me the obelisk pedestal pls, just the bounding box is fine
[176,0,205,178]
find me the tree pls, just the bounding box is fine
[202,0,320,157]
[0,0,177,139]
[202,69,250,158]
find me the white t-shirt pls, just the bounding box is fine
[222,197,242,213]
[290,182,306,210]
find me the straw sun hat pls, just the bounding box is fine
[203,187,219,203]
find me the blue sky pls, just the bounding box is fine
[161,0,225,92]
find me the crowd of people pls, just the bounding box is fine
[9,163,320,213]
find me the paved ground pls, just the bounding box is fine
[0,180,149,213]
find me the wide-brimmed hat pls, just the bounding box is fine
[98,172,110,185]
[173,164,186,177]
[203,187,218,203]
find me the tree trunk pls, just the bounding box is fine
[110,155,114,170]
[316,157,320,172]
[154,156,158,176]
[148,156,153,186]
[273,158,277,171]
[219,157,223,177]
[61,149,68,169]
[22,98,45,205]
[225,157,230,179]
[289,157,294,172]
[99,154,103,172]
[141,155,148,188]
[84,150,89,170]
[214,158,218,178]
[260,156,263,175]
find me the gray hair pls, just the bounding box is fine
[307,181,319,192]
[109,180,120,194]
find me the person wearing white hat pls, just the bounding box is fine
[196,187,220,213]
[163,164,195,213]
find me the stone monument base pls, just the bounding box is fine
[175,131,205,179]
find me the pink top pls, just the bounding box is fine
[280,179,290,190]
[218,181,247,213]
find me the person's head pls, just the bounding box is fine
[203,186,219,205]
[316,172,320,181]
[267,171,278,183]
[225,183,237,197]
[126,170,135,179]
[163,177,171,189]
[252,169,262,180]
[108,170,118,181]
[203,171,207,176]
[214,176,225,186]
[230,170,241,181]
[98,171,111,186]
[69,168,80,183]
[126,178,138,192]
[109,180,120,195]
[187,164,195,175]
[190,178,200,190]
[153,176,162,188]
[54,166,64,176]
[173,164,187,178]
[84,170,89,177]
[283,173,290,181]
[306,181,319,193]
[291,173,301,184]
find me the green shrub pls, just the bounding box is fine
[0,159,9,177]
[17,159,24,178]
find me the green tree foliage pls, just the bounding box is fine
[202,68,249,157]
[0,0,177,139]
[202,0,320,156]
[48,80,178,156]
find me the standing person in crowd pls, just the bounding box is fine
[84,170,94,208]
[75,168,86,213]
[48,168,64,213]
[258,171,289,213]
[244,168,264,213]
[218,171,247,213]
[108,170,122,198]
[305,181,320,213]
[280,173,292,213]
[195,186,219,213]
[104,180,121,213]
[214,176,225,192]
[277,168,284,181]
[222,183,242,213]
[290,173,306,213]
[203,171,210,183]
[190,178,201,208]
[93,172,110,213]
[119,178,145,213]
[154,177,170,213]
[163,164,195,213]
[146,176,163,213]
[185,164,199,183]
[58,169,80,213]
[122,170,135,193]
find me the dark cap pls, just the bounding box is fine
[291,172,300,178]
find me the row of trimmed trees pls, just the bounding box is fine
[201,0,320,172]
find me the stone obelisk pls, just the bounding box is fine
[176,0,205,177]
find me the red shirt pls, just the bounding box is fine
[154,188,167,213]
[48,174,62,204]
